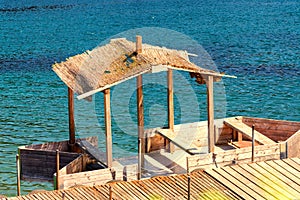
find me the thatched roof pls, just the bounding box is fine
[53,38,231,99]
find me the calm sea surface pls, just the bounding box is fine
[1,0,299,196]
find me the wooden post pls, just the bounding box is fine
[136,35,142,53]
[16,154,21,196]
[68,87,75,151]
[186,157,191,200]
[167,69,175,153]
[206,76,215,153]
[251,125,255,162]
[103,89,113,168]
[56,150,60,190]
[137,75,145,180]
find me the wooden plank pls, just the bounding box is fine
[282,159,300,173]
[206,75,215,153]
[156,129,197,155]
[68,87,75,149]
[224,117,275,144]
[205,169,254,200]
[264,160,300,186]
[248,162,300,197]
[137,74,145,180]
[239,164,295,199]
[256,161,300,191]
[76,140,106,167]
[229,165,279,199]
[222,167,269,199]
[103,88,113,168]
[286,130,300,158]
[291,157,300,165]
[59,154,85,175]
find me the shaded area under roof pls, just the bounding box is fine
[53,38,232,99]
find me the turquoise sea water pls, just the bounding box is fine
[0,0,299,196]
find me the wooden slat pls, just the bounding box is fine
[256,161,300,191]
[222,167,268,199]
[239,164,295,199]
[224,117,275,144]
[282,159,300,172]
[248,163,300,197]
[229,165,279,199]
[264,161,300,185]
[205,169,254,200]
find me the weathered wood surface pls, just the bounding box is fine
[10,170,240,200]
[207,158,300,200]
[57,164,137,190]
[187,143,281,171]
[76,140,106,167]
[10,158,300,200]
[59,154,90,176]
[224,117,275,144]
[242,116,300,142]
[286,130,300,158]
[19,147,80,181]
[24,137,98,152]
[155,128,204,155]
[146,121,210,153]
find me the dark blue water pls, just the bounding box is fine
[1,0,299,196]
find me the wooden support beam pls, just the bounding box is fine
[167,69,175,153]
[68,87,75,151]
[206,76,215,153]
[16,154,21,196]
[103,89,113,168]
[136,35,142,54]
[137,75,145,180]
[238,132,243,142]
[56,150,60,190]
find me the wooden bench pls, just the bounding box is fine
[224,117,275,145]
[155,128,203,155]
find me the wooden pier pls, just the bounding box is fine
[5,158,300,199]
[13,35,300,198]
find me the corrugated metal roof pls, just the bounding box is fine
[52,38,230,99]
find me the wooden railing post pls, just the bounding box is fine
[68,87,75,151]
[16,154,21,196]
[56,150,60,190]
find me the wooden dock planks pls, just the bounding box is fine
[8,158,300,200]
